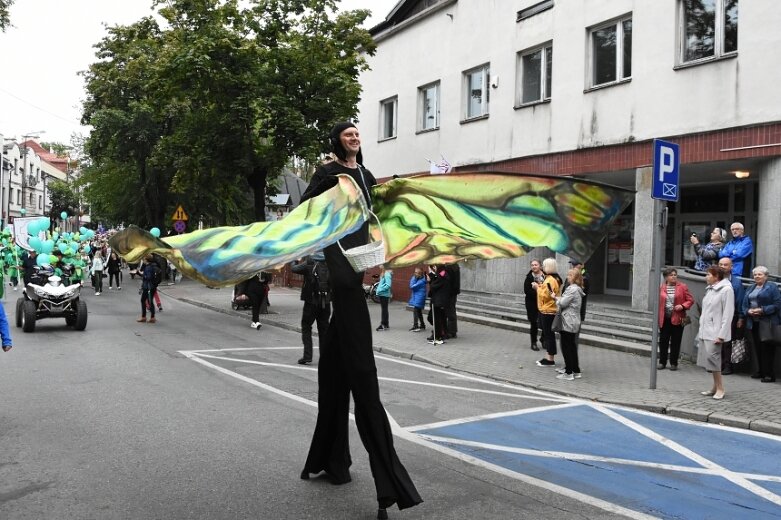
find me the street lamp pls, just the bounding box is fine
[20,131,45,217]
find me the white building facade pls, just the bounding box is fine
[357,0,781,308]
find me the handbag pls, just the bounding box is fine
[757,320,781,344]
[681,315,692,326]
[551,312,563,332]
[730,338,749,364]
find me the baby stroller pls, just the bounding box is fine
[231,280,252,311]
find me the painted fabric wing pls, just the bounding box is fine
[370,173,634,269]
[109,175,369,287]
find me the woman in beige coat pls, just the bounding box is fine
[697,266,734,400]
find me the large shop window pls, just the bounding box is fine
[517,43,553,105]
[679,0,738,64]
[379,96,398,141]
[588,15,632,88]
[463,64,490,121]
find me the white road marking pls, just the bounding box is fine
[417,434,781,483]
[408,402,581,433]
[189,352,562,402]
[593,404,781,506]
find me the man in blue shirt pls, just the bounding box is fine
[719,222,753,278]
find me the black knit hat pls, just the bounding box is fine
[329,121,363,164]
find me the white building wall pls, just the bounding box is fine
[358,0,781,177]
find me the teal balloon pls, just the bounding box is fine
[41,240,55,254]
[87,230,95,239]
[60,211,68,220]
[83,245,91,254]
[79,227,87,234]
[29,236,42,252]
[150,227,161,238]
[36,254,50,267]
[39,217,50,230]
[52,232,59,242]
[20,208,26,215]
[27,221,40,235]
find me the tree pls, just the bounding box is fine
[47,179,80,220]
[0,0,13,32]
[40,141,72,157]
[81,0,374,228]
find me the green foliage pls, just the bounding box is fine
[81,0,375,228]
[46,180,80,220]
[39,141,71,157]
[0,0,13,32]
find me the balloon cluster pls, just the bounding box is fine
[26,218,95,269]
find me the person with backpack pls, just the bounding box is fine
[292,254,331,364]
[375,266,392,331]
[137,255,161,323]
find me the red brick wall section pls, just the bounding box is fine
[464,122,781,176]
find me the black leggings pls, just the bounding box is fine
[540,313,557,356]
[659,315,684,366]
[109,272,120,287]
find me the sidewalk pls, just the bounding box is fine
[160,279,781,436]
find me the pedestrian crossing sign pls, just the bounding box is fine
[171,205,189,221]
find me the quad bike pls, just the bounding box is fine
[16,266,88,333]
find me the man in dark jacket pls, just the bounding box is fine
[427,264,451,345]
[444,263,460,339]
[291,254,331,364]
[718,257,745,375]
[523,259,544,351]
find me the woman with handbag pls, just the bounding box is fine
[534,258,562,367]
[697,266,734,400]
[741,266,781,383]
[552,268,585,380]
[657,267,694,371]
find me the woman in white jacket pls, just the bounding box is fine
[90,252,105,296]
[552,268,586,381]
[697,266,735,400]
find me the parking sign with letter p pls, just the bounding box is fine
[652,139,680,202]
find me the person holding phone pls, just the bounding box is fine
[534,258,562,367]
[690,228,726,271]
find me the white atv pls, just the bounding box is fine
[16,268,88,333]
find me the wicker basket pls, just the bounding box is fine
[338,211,385,272]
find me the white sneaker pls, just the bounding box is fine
[13,287,17,291]
[556,373,574,381]
[109,287,113,290]
[250,322,262,329]
[555,367,567,374]
[95,292,101,296]
[574,372,582,379]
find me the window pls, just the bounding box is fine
[379,96,397,140]
[517,44,552,105]
[418,82,440,131]
[517,0,554,22]
[679,0,738,64]
[588,16,632,88]
[38,195,42,209]
[16,190,20,204]
[463,64,490,120]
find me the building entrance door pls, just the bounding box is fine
[604,214,633,296]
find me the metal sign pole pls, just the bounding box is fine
[650,201,668,389]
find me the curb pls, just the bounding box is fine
[167,291,781,437]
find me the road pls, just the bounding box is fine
[1,284,780,519]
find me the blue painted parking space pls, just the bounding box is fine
[417,404,781,519]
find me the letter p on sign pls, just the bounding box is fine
[652,139,679,201]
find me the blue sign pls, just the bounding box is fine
[652,139,680,201]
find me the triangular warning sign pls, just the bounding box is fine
[171,205,189,221]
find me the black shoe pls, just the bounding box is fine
[669,365,678,371]
[300,470,310,480]
[426,334,434,341]
[751,373,763,379]
[298,358,312,365]
[376,325,388,331]
[722,368,733,375]
[530,343,540,351]
[377,508,388,520]
[761,377,776,383]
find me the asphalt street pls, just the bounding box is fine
[1,277,780,519]
[0,281,630,520]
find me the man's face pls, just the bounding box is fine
[718,259,732,272]
[339,128,361,155]
[730,225,744,238]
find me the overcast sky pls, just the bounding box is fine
[0,0,397,145]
